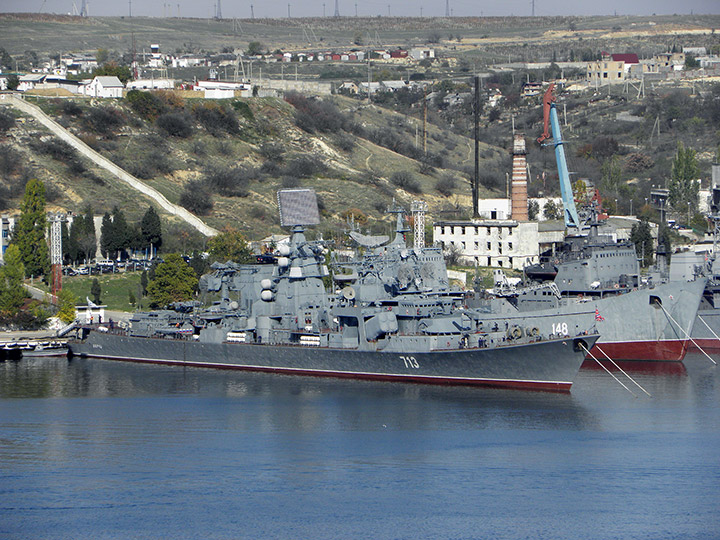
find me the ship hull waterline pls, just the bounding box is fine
[69,332,599,392]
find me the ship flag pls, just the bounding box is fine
[595,308,605,322]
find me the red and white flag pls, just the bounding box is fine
[595,308,605,322]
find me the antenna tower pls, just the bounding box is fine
[531,0,535,16]
[49,214,64,298]
[250,4,254,18]
[215,0,223,18]
[445,0,449,17]
[334,0,340,16]
[411,201,428,249]
[80,0,88,16]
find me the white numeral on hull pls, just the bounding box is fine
[400,355,419,369]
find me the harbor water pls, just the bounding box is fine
[1,352,719,539]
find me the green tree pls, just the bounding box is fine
[600,156,622,199]
[0,245,28,317]
[11,179,50,279]
[528,200,540,221]
[140,270,148,296]
[6,74,19,91]
[207,228,254,263]
[93,62,132,84]
[630,218,654,268]
[543,199,562,221]
[100,206,130,259]
[140,206,163,256]
[669,142,700,210]
[96,48,109,64]
[69,206,97,263]
[57,289,77,324]
[90,278,101,304]
[246,41,265,56]
[146,253,198,308]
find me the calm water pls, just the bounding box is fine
[1,352,719,540]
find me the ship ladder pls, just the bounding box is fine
[579,344,639,397]
[592,345,651,397]
[658,304,717,365]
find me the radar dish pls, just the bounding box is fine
[277,189,320,227]
[349,231,389,248]
[342,286,356,300]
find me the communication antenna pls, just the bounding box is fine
[531,0,535,16]
[250,4,254,18]
[215,0,222,18]
[71,2,79,15]
[80,0,88,16]
[334,0,340,17]
[445,0,449,17]
[411,200,428,249]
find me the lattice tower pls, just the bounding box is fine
[411,200,428,249]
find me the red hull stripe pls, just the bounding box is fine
[80,353,573,392]
[590,339,689,362]
[689,339,720,351]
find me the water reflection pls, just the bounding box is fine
[0,356,599,433]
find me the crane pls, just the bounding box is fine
[537,83,581,229]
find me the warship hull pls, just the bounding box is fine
[69,331,598,392]
[516,279,706,361]
[690,309,720,350]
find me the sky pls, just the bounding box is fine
[2,0,719,19]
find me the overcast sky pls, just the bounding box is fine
[3,0,719,19]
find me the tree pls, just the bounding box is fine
[140,270,148,296]
[207,228,254,263]
[543,199,562,221]
[146,253,198,308]
[11,179,50,279]
[57,289,77,324]
[528,200,540,221]
[669,142,700,210]
[70,206,97,263]
[93,62,132,84]
[101,206,131,259]
[140,206,163,256]
[246,41,265,56]
[600,156,622,199]
[90,278,102,304]
[0,245,28,317]
[630,218,654,268]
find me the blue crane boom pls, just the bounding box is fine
[537,84,580,229]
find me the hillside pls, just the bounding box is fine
[0,91,506,248]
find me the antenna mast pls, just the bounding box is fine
[334,0,340,17]
[445,0,449,17]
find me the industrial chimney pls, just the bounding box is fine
[511,134,529,221]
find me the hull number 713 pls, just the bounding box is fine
[401,356,419,369]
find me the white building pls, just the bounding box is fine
[84,76,124,98]
[126,78,175,90]
[433,220,540,270]
[409,48,435,60]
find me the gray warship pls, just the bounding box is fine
[69,190,598,391]
[505,84,707,362]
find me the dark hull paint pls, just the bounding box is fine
[69,332,598,392]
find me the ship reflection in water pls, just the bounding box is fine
[1,353,718,540]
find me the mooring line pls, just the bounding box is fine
[698,316,720,344]
[594,345,651,397]
[659,304,717,365]
[581,345,637,397]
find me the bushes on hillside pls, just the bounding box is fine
[192,102,239,137]
[284,91,347,133]
[202,165,252,197]
[179,180,213,215]
[126,90,167,121]
[156,112,193,138]
[83,106,126,135]
[390,171,422,194]
[0,110,16,133]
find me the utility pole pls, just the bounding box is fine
[334,0,339,17]
[473,75,480,219]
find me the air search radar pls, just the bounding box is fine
[277,189,320,228]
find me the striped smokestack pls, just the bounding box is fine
[511,134,529,221]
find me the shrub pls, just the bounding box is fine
[259,141,285,162]
[281,176,300,188]
[390,171,422,194]
[179,180,213,215]
[625,153,654,172]
[0,144,23,176]
[126,90,167,121]
[33,138,77,161]
[436,174,457,196]
[231,100,254,120]
[60,100,83,117]
[193,102,239,136]
[284,156,326,178]
[0,110,16,132]
[334,133,356,152]
[83,106,125,134]
[156,112,193,138]
[284,92,346,133]
[202,165,251,197]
